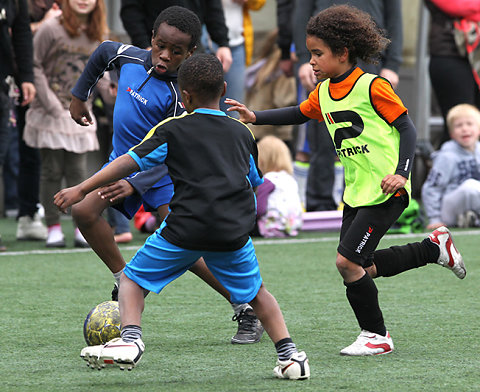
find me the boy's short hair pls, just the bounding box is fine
[446,103,480,131]
[152,6,201,50]
[178,53,224,101]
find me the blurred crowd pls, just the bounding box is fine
[1,0,479,251]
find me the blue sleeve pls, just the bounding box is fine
[71,41,138,101]
[248,154,263,188]
[127,143,168,171]
[125,165,169,195]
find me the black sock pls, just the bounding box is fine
[345,273,386,336]
[275,337,297,361]
[374,238,440,277]
[121,324,142,342]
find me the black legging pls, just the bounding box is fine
[429,55,480,144]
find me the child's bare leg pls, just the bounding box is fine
[189,258,231,301]
[249,284,289,342]
[118,273,144,327]
[72,191,126,273]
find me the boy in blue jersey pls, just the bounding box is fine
[55,53,310,380]
[68,6,262,344]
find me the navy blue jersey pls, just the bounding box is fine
[128,109,263,251]
[72,41,185,159]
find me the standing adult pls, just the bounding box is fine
[16,1,62,242]
[293,0,403,212]
[207,0,265,115]
[0,0,37,249]
[425,0,480,145]
[120,0,233,72]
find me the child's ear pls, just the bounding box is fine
[186,45,197,59]
[221,81,227,97]
[182,90,192,104]
[340,47,349,63]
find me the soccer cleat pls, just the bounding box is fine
[16,213,47,241]
[340,330,394,356]
[231,308,264,344]
[273,351,310,380]
[428,226,466,279]
[80,337,145,371]
[111,282,119,301]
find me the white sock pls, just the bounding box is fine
[231,303,252,315]
[113,268,124,286]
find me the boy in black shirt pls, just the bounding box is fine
[54,54,310,380]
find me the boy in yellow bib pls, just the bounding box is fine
[227,4,466,356]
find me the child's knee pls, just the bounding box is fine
[72,202,98,226]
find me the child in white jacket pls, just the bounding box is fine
[422,103,480,229]
[255,135,303,237]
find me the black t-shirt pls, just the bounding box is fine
[130,109,263,251]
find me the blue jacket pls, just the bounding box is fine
[72,40,184,191]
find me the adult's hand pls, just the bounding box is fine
[298,62,317,92]
[20,82,36,106]
[216,46,233,73]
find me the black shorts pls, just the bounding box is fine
[337,190,409,267]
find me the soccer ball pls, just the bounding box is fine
[83,300,121,346]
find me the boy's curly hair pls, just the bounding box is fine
[306,4,390,65]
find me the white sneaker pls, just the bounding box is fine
[457,210,479,228]
[74,228,90,248]
[429,226,466,279]
[273,351,310,380]
[16,213,47,240]
[340,330,394,356]
[81,338,144,371]
[46,226,65,248]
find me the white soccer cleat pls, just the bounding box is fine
[80,344,104,370]
[80,338,145,371]
[340,330,394,356]
[429,226,466,279]
[273,351,310,380]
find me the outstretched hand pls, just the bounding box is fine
[54,185,86,213]
[70,96,93,126]
[98,180,134,203]
[224,98,256,123]
[381,174,407,195]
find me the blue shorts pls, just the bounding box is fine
[101,162,173,219]
[123,233,262,304]
[113,181,173,219]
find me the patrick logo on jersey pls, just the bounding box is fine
[325,110,370,158]
[126,86,148,105]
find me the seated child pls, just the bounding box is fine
[422,103,480,229]
[254,135,303,237]
[54,54,310,380]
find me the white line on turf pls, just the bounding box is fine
[1,229,478,257]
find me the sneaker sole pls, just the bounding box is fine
[442,228,466,279]
[81,353,137,371]
[231,337,262,344]
[340,348,393,356]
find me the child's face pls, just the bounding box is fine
[450,115,480,152]
[151,22,195,75]
[306,35,351,80]
[69,0,96,15]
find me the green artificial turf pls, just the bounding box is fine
[0,216,478,392]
